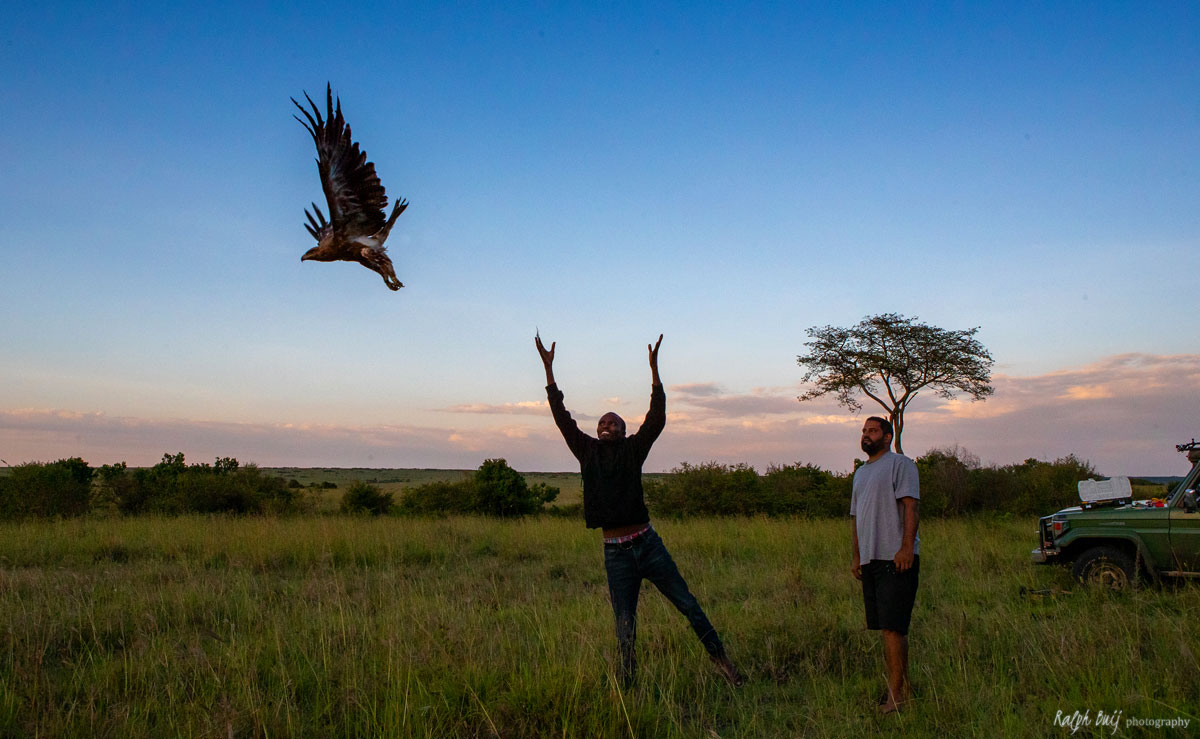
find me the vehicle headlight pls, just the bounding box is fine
[1051,515,1069,537]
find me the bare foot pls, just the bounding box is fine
[878,692,911,714]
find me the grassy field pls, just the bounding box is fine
[1,515,1197,738]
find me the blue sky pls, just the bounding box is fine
[2,2,1198,474]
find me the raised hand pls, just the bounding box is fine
[535,331,556,385]
[648,334,663,385]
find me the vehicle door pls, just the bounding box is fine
[1168,472,1200,574]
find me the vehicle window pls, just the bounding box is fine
[1131,479,1170,499]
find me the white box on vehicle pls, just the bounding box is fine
[1078,477,1132,503]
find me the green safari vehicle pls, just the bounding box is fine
[1032,440,1200,589]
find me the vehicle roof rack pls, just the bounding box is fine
[1178,439,1199,453]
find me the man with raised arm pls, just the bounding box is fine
[850,416,920,714]
[535,333,742,688]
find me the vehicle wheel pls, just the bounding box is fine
[1071,546,1137,590]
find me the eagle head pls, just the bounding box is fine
[300,242,338,262]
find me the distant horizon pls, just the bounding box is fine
[94,465,1200,481]
[2,458,1191,483]
[4,350,1199,479]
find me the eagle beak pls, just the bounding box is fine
[301,247,317,262]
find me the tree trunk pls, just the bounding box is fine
[891,409,904,455]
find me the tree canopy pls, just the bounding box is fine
[796,313,994,454]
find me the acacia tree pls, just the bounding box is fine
[796,313,994,454]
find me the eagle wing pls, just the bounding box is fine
[292,85,389,240]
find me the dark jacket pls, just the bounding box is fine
[546,382,665,529]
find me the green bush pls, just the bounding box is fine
[470,458,549,517]
[0,447,1105,521]
[642,450,1095,519]
[528,482,560,507]
[646,462,767,516]
[0,458,93,519]
[960,465,1018,516]
[762,462,850,517]
[398,460,557,517]
[340,481,394,515]
[915,446,977,516]
[913,448,1095,517]
[93,462,132,512]
[115,453,301,515]
[398,479,474,515]
[645,461,851,517]
[1006,454,1096,515]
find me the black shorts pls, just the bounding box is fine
[861,556,919,635]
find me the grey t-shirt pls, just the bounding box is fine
[850,451,920,562]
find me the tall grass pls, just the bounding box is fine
[0,516,1196,737]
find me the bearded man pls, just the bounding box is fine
[850,416,921,714]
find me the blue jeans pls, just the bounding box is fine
[603,528,725,681]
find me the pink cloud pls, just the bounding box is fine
[1060,385,1115,400]
[2,353,1197,476]
[0,410,508,469]
[904,353,1200,474]
[659,353,1200,474]
[670,383,803,416]
[670,382,724,397]
[441,400,547,415]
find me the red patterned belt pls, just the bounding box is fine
[603,524,652,545]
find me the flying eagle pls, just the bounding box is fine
[292,85,407,290]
